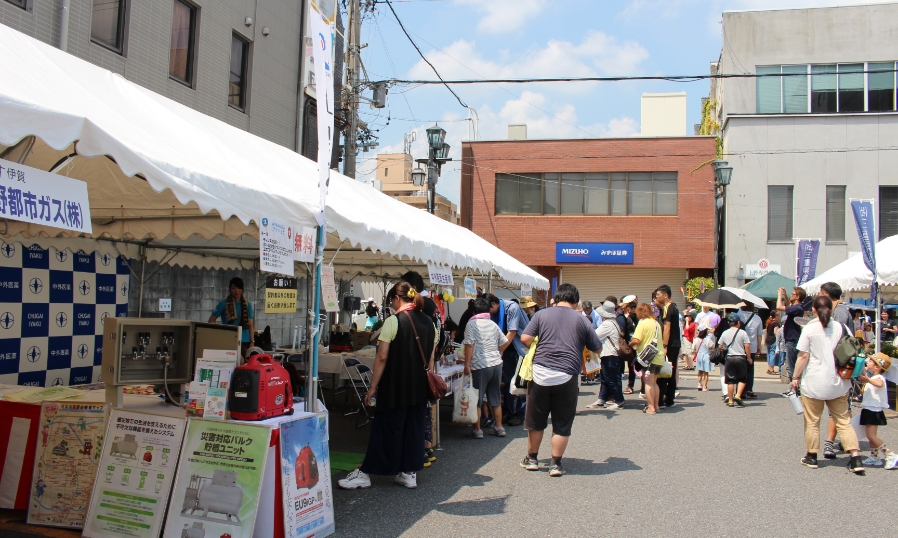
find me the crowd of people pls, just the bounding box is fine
[338,276,896,490]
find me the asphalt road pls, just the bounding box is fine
[329,370,898,537]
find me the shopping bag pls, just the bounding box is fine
[509,355,528,396]
[582,350,600,376]
[850,412,867,442]
[658,360,673,379]
[519,337,537,382]
[452,375,479,425]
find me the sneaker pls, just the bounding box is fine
[847,456,866,474]
[472,429,484,439]
[733,397,744,408]
[338,469,371,489]
[722,393,729,400]
[422,459,431,468]
[585,399,606,409]
[833,440,843,452]
[426,448,437,462]
[823,442,837,460]
[638,393,646,400]
[548,463,565,477]
[507,416,524,427]
[800,453,818,469]
[488,426,507,437]
[862,455,884,467]
[520,455,539,471]
[394,472,417,488]
[674,391,680,398]
[884,453,898,470]
[604,402,623,410]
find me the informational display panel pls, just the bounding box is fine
[279,413,334,538]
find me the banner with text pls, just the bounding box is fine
[0,158,92,234]
[795,239,820,286]
[427,263,454,287]
[294,226,316,263]
[279,413,335,538]
[320,265,339,312]
[850,200,877,299]
[260,216,294,276]
[266,276,298,314]
[309,3,334,226]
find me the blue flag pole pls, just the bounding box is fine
[307,225,325,413]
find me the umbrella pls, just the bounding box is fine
[721,286,768,309]
[694,289,745,310]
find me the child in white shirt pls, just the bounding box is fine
[857,353,895,469]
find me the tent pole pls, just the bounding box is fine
[137,249,146,317]
[307,225,325,413]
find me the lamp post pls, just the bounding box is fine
[712,159,734,289]
[415,124,451,214]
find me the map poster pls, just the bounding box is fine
[162,419,271,538]
[27,401,107,528]
[279,413,334,538]
[83,408,186,538]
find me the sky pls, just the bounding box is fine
[352,0,891,205]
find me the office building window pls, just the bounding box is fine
[825,186,846,242]
[495,172,677,216]
[880,186,898,240]
[768,186,794,241]
[782,65,808,113]
[4,0,27,10]
[868,62,895,112]
[169,0,197,86]
[229,33,249,110]
[384,168,388,177]
[811,64,837,113]
[756,66,782,114]
[91,0,127,53]
[838,64,864,112]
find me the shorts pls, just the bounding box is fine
[471,364,502,407]
[524,375,578,437]
[859,409,888,426]
[724,355,748,384]
[647,363,663,375]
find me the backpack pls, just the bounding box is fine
[833,322,863,368]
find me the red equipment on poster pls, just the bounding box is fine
[294,445,319,489]
[228,354,294,421]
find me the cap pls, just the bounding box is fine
[872,352,893,372]
[519,296,538,308]
[620,295,637,306]
[727,312,741,324]
[367,297,374,302]
[697,323,710,332]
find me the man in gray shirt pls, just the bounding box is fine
[738,306,763,398]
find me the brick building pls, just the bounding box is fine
[460,136,718,306]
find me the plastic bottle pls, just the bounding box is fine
[789,392,804,414]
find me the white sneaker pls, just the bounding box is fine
[674,391,680,398]
[394,472,417,489]
[637,393,645,400]
[604,402,623,410]
[884,453,898,470]
[863,455,885,467]
[585,399,605,409]
[338,469,371,489]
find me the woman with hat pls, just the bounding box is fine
[587,301,625,410]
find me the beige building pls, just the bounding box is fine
[376,153,459,224]
[641,92,688,136]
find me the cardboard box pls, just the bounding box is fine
[353,331,373,350]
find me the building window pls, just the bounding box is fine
[825,186,846,242]
[496,172,677,216]
[880,186,898,240]
[838,64,864,113]
[768,186,794,242]
[811,64,837,113]
[169,0,197,86]
[4,0,27,10]
[91,0,127,53]
[868,62,895,112]
[782,65,808,113]
[757,65,782,114]
[384,168,388,177]
[229,33,249,111]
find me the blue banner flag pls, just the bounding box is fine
[850,200,877,299]
[795,239,820,286]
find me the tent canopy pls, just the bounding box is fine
[0,25,547,289]
[802,235,898,298]
[741,271,794,300]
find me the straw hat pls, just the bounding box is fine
[519,296,537,308]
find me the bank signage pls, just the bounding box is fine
[555,242,634,264]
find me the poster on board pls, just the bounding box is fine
[162,419,271,538]
[28,401,106,528]
[279,413,334,538]
[259,216,294,276]
[320,265,339,313]
[83,408,186,538]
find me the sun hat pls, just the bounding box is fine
[872,352,893,372]
[519,296,538,308]
[598,301,617,319]
[697,323,710,332]
[620,294,637,306]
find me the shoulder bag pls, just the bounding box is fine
[709,328,741,365]
[611,318,634,359]
[403,311,449,400]
[635,322,661,368]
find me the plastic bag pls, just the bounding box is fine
[509,355,528,396]
[850,412,867,442]
[452,374,479,425]
[658,360,673,379]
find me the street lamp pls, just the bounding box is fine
[415,123,452,214]
[426,124,446,150]
[436,143,450,160]
[411,167,426,187]
[711,159,734,290]
[712,159,733,186]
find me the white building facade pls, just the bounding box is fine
[712,4,898,287]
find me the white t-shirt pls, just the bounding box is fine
[719,327,750,357]
[532,364,572,386]
[595,319,621,358]
[862,374,889,411]
[462,318,508,370]
[796,319,849,401]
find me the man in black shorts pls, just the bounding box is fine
[719,312,752,407]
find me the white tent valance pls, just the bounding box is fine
[0,25,547,289]
[802,235,898,297]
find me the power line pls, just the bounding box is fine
[383,0,467,108]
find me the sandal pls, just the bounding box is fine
[642,405,648,413]
[624,387,633,395]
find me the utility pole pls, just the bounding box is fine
[342,0,362,178]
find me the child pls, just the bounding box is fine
[857,352,896,469]
[692,324,715,392]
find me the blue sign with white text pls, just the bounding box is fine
[555,242,634,264]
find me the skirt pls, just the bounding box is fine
[859,408,888,426]
[695,350,713,372]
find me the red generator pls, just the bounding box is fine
[228,354,294,421]
[294,445,319,489]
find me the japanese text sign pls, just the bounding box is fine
[555,242,634,264]
[294,225,316,263]
[0,158,92,233]
[795,239,820,286]
[260,216,294,276]
[427,263,454,287]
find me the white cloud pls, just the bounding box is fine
[455,0,546,33]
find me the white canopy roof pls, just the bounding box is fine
[802,235,898,297]
[0,25,547,289]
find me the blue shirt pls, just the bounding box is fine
[492,300,531,356]
[211,299,254,342]
[583,309,600,330]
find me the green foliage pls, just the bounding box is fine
[880,342,898,359]
[684,277,715,302]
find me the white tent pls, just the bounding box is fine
[802,235,898,298]
[0,24,546,290]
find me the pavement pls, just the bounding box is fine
[2,363,895,537]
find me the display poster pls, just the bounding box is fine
[266,275,298,314]
[294,226,316,263]
[162,419,271,538]
[28,401,106,528]
[427,263,454,287]
[795,239,821,286]
[82,409,186,538]
[0,158,93,233]
[521,284,532,298]
[463,277,477,298]
[259,216,294,277]
[280,413,334,538]
[320,265,339,313]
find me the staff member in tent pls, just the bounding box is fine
[209,277,254,358]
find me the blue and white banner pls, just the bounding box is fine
[0,242,130,387]
[851,200,877,299]
[309,2,335,227]
[795,239,820,286]
[555,242,634,264]
[0,158,92,234]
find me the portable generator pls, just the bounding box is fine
[111,434,138,459]
[228,354,294,421]
[294,445,320,489]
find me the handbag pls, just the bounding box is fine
[403,311,449,400]
[452,374,479,424]
[635,322,661,368]
[582,349,601,375]
[658,360,673,379]
[833,322,863,368]
[509,355,528,396]
[709,328,741,365]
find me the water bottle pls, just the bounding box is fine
[789,392,804,414]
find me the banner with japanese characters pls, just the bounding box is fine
[294,225,316,263]
[309,2,335,226]
[0,158,92,233]
[162,419,271,538]
[279,413,334,538]
[427,263,454,287]
[266,275,298,314]
[259,216,294,277]
[795,239,820,286]
[83,408,186,538]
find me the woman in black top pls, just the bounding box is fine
[337,281,435,490]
